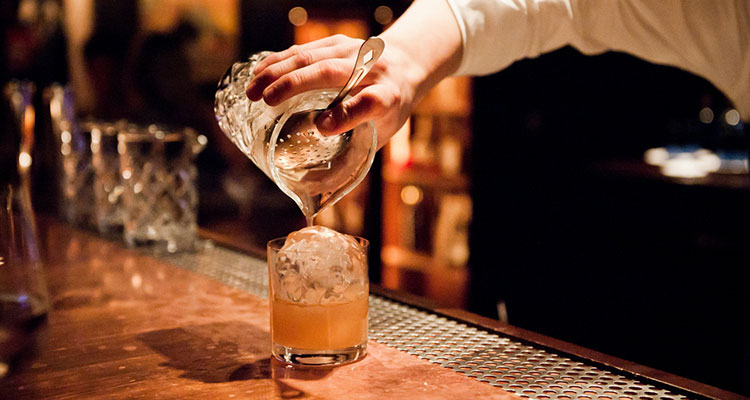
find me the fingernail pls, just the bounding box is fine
[253,62,265,75]
[263,87,278,105]
[317,112,336,133]
[246,81,257,98]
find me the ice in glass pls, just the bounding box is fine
[267,225,369,366]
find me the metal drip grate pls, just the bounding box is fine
[368,297,689,400]
[156,243,269,298]
[157,244,693,400]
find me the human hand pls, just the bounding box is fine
[246,34,420,149]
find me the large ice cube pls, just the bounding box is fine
[276,225,367,304]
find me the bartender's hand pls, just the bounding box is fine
[246,35,415,148]
[246,0,463,149]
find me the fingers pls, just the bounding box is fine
[253,34,354,75]
[316,84,399,136]
[244,35,401,141]
[249,58,356,105]
[247,35,361,102]
[247,47,351,101]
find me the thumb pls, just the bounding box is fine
[315,86,388,135]
[315,106,357,136]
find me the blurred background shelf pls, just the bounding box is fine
[379,74,473,308]
[382,164,469,192]
[380,245,468,309]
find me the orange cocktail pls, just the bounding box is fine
[267,226,369,366]
[271,292,368,350]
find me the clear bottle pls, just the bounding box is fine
[1,81,50,378]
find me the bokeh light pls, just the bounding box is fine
[374,6,393,25]
[698,107,714,124]
[400,185,423,205]
[18,151,32,169]
[288,6,308,26]
[725,109,740,126]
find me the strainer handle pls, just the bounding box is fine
[327,36,385,110]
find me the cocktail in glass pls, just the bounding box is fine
[267,226,369,366]
[217,49,377,367]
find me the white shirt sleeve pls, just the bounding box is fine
[445,0,750,120]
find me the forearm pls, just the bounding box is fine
[379,0,463,104]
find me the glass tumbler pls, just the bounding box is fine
[267,235,369,366]
[45,84,95,228]
[89,120,124,235]
[118,125,205,253]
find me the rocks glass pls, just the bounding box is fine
[267,231,369,366]
[89,120,124,235]
[118,125,205,253]
[46,84,95,228]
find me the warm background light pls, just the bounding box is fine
[388,118,411,167]
[18,151,33,169]
[374,5,393,25]
[725,109,740,126]
[400,185,422,206]
[698,107,714,124]
[288,6,308,26]
[294,19,367,44]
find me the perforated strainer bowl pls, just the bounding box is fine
[267,89,377,217]
[273,127,353,170]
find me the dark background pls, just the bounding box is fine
[470,47,750,395]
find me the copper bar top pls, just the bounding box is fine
[0,220,515,399]
[1,219,745,399]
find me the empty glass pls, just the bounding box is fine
[46,84,95,228]
[89,120,124,235]
[118,125,205,253]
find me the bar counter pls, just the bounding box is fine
[0,218,744,399]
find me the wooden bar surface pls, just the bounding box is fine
[0,220,518,399]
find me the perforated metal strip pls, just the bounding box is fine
[156,243,269,298]
[156,244,692,400]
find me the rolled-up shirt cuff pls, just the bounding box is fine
[444,0,470,75]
